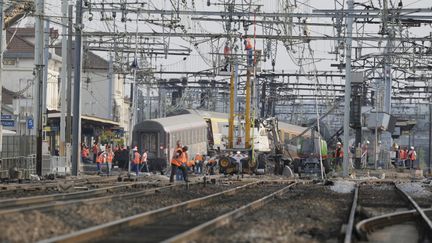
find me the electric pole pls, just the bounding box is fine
[34,0,44,176]
[59,0,68,155]
[66,4,73,145]
[71,0,83,176]
[343,0,354,177]
[0,1,4,155]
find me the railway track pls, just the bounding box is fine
[39,180,298,243]
[344,182,432,243]
[0,176,125,198]
[0,180,242,242]
[0,180,164,211]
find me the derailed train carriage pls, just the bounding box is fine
[132,114,208,172]
[133,110,329,176]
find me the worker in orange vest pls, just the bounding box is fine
[244,37,253,66]
[170,146,189,183]
[95,149,104,175]
[399,146,407,167]
[194,153,203,174]
[140,149,149,173]
[334,142,344,169]
[407,146,417,169]
[92,142,99,163]
[105,146,114,176]
[132,146,141,176]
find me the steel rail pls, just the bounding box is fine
[395,184,432,235]
[351,182,432,241]
[0,181,160,210]
[356,209,432,240]
[0,176,119,192]
[39,180,292,243]
[0,183,182,216]
[162,182,299,243]
[343,183,359,243]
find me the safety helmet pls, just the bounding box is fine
[411,146,414,150]
[237,151,241,154]
[132,146,138,151]
[366,140,370,144]
[336,142,341,145]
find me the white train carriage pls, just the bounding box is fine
[132,114,208,172]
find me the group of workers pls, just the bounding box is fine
[332,140,418,170]
[131,146,149,175]
[397,146,417,169]
[169,140,208,183]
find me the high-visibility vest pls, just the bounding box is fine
[187,160,195,167]
[245,38,252,49]
[96,153,103,163]
[106,152,114,163]
[335,148,343,158]
[181,151,188,163]
[400,150,407,160]
[133,152,141,164]
[408,150,416,160]
[171,148,183,167]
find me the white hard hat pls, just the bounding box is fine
[366,140,370,144]
[236,151,241,154]
[133,146,138,151]
[411,146,414,150]
[378,141,382,144]
[336,142,341,145]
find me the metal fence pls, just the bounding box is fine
[1,135,36,158]
[0,156,37,180]
[42,156,71,176]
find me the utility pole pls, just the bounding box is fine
[0,1,4,154]
[71,0,83,176]
[429,89,432,176]
[59,0,68,155]
[66,5,73,145]
[228,67,235,149]
[108,55,113,120]
[342,0,354,177]
[34,0,45,176]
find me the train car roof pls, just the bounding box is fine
[134,114,207,133]
[278,121,311,137]
[187,109,229,119]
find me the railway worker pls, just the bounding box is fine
[233,151,244,175]
[335,142,344,169]
[407,146,417,169]
[399,146,408,168]
[92,142,99,163]
[140,149,149,173]
[132,146,141,176]
[244,37,253,67]
[194,153,204,174]
[81,145,90,164]
[206,156,217,175]
[170,146,189,183]
[222,42,231,71]
[105,146,114,175]
[95,148,105,175]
